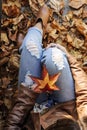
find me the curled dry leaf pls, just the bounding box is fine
[66,34,73,43]
[1,44,14,53]
[69,0,87,9]
[0,50,10,59]
[4,98,12,109]
[8,55,20,70]
[48,0,64,15]
[66,32,84,49]
[28,0,47,15]
[49,29,58,39]
[51,20,66,32]
[1,77,10,88]
[0,57,9,67]
[82,6,87,18]
[8,28,18,42]
[46,20,66,40]
[1,18,13,27]
[19,0,29,6]
[29,0,40,15]
[83,56,87,66]
[0,44,14,58]
[18,17,31,32]
[3,0,21,8]
[2,14,24,28]
[70,50,83,60]
[8,49,20,70]
[12,14,24,25]
[37,0,46,6]
[2,4,20,18]
[64,11,73,21]
[75,19,87,40]
[73,8,83,17]
[30,66,60,92]
[1,32,9,44]
[71,37,84,49]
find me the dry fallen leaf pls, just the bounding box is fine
[75,19,87,40]
[8,28,18,42]
[28,0,47,15]
[1,77,10,88]
[69,0,87,9]
[0,57,9,67]
[2,4,20,18]
[48,0,64,15]
[29,0,40,15]
[82,6,87,18]
[30,66,60,92]
[1,32,9,44]
[73,8,83,17]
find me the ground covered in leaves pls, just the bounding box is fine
[0,0,87,129]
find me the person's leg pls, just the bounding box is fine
[18,23,49,103]
[41,47,75,103]
[18,24,43,86]
[18,4,50,104]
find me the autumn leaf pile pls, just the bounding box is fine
[0,0,87,129]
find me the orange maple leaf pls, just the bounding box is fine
[30,66,60,92]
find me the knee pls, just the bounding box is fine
[42,47,65,74]
[25,41,42,59]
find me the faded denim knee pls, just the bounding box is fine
[41,47,65,75]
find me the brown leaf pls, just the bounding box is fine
[75,19,87,40]
[0,44,14,58]
[66,34,73,43]
[12,14,24,25]
[18,17,31,32]
[37,0,46,6]
[29,0,40,15]
[69,0,87,9]
[48,0,64,15]
[8,49,20,70]
[1,18,13,27]
[0,57,9,67]
[4,98,12,109]
[2,4,20,18]
[49,29,58,39]
[66,34,84,49]
[1,32,9,44]
[82,6,87,18]
[19,0,29,6]
[73,8,83,17]
[51,20,66,32]
[2,77,10,88]
[70,50,83,60]
[8,28,18,42]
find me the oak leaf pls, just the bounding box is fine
[30,66,60,92]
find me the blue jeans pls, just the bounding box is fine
[18,27,75,104]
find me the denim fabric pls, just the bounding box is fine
[18,27,75,104]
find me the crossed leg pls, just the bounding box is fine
[18,22,75,104]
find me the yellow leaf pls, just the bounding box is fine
[30,66,60,92]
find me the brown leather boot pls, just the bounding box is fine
[31,111,41,130]
[4,85,39,130]
[40,100,80,130]
[35,4,50,30]
[67,54,87,130]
